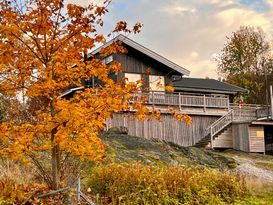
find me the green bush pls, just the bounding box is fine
[87,163,248,205]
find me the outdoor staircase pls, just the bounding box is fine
[194,126,230,148]
[195,109,234,148]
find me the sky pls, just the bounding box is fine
[70,0,273,78]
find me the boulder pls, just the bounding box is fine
[107,126,128,134]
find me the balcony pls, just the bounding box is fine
[130,92,230,115]
[130,92,269,120]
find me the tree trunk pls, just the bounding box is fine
[50,99,61,190]
[51,144,61,190]
[51,126,61,190]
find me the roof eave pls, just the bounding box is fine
[174,87,242,95]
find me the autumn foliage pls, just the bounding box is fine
[0,0,190,189]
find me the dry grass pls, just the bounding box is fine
[0,159,35,184]
[86,163,248,205]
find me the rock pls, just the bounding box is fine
[107,126,128,134]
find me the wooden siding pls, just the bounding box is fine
[213,127,233,148]
[232,123,250,152]
[248,125,265,153]
[107,113,218,147]
[115,46,178,86]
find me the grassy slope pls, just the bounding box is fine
[101,133,237,169]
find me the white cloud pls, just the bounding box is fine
[65,0,273,79]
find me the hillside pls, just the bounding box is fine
[102,131,237,169]
[102,130,273,184]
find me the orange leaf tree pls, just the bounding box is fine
[0,0,141,189]
[0,0,191,189]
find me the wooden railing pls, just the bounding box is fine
[132,92,229,109]
[256,106,271,119]
[201,104,272,148]
[232,107,258,121]
[205,109,234,139]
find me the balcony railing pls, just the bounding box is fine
[132,92,230,110]
[130,92,272,121]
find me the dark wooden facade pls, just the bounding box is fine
[113,45,180,88]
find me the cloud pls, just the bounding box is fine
[65,0,273,79]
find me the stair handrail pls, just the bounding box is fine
[204,109,234,138]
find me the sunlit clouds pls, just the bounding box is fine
[70,0,273,78]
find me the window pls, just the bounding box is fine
[102,55,113,64]
[125,73,142,84]
[149,75,165,92]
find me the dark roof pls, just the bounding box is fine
[173,77,248,94]
[91,34,190,76]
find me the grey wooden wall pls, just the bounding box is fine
[107,113,218,147]
[232,124,265,153]
[232,123,250,152]
[248,125,265,153]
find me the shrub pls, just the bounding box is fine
[87,163,248,205]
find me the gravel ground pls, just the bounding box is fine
[235,162,273,183]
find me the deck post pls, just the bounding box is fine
[203,95,206,112]
[179,93,182,111]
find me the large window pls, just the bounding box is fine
[149,75,165,92]
[125,73,142,84]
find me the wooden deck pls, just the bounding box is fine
[131,92,268,120]
[106,92,270,148]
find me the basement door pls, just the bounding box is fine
[264,126,273,155]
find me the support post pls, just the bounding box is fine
[268,85,273,120]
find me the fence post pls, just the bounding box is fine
[76,178,81,204]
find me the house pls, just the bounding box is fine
[63,34,273,154]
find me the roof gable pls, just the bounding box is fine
[91,34,190,76]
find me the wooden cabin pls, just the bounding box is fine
[63,34,273,154]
